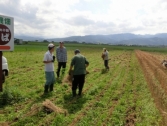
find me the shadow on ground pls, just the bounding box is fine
[63,93,87,114]
[101,68,109,74]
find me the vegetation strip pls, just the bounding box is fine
[68,56,123,126]
[0,44,165,125]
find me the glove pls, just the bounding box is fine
[52,56,55,62]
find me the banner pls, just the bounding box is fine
[0,15,14,51]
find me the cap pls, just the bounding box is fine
[103,48,106,51]
[48,43,55,48]
[59,42,64,44]
[74,49,80,54]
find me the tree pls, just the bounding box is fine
[43,40,48,42]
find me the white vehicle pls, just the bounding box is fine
[2,56,9,83]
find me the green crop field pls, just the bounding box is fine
[0,42,167,126]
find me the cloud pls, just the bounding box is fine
[106,0,167,34]
[0,0,46,36]
[61,15,95,26]
[0,0,167,38]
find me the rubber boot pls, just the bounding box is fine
[44,85,49,94]
[78,90,82,96]
[50,84,54,92]
[62,68,66,75]
[72,90,76,97]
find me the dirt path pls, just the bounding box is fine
[135,50,167,125]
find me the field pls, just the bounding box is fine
[0,43,167,125]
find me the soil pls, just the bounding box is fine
[135,50,167,125]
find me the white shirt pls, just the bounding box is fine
[43,51,54,71]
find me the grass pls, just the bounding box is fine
[0,42,164,125]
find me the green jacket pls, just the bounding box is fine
[70,53,89,75]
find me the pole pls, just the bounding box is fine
[0,51,2,92]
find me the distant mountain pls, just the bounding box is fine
[15,33,167,46]
[115,37,167,46]
[14,35,44,41]
[48,33,140,43]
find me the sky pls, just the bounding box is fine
[0,0,167,38]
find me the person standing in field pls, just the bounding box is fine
[56,42,67,79]
[101,48,109,70]
[69,49,89,97]
[43,43,56,94]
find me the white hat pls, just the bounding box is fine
[48,43,55,48]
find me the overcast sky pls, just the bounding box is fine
[0,0,167,38]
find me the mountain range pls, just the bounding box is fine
[15,33,167,46]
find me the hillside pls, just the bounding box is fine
[15,33,167,46]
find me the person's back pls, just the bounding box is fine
[103,51,109,60]
[69,49,89,97]
[72,54,87,75]
[102,48,109,70]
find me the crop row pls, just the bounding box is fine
[136,50,167,125]
[0,49,162,125]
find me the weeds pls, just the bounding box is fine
[0,43,163,125]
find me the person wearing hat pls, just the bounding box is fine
[101,48,109,70]
[56,42,67,79]
[69,49,89,97]
[43,43,56,94]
